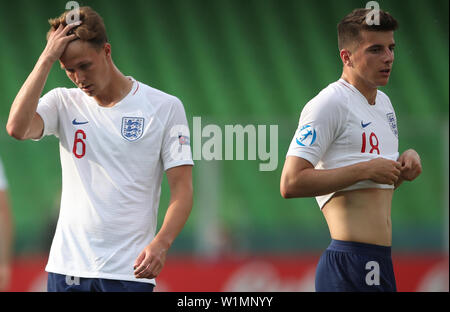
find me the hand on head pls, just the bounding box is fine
[42,21,82,63]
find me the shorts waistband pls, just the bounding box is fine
[327,239,391,258]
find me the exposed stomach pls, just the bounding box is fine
[322,188,393,246]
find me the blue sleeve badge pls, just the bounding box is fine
[295,125,316,147]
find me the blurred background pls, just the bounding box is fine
[0,0,448,291]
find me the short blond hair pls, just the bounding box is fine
[47,6,108,50]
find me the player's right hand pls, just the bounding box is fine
[366,157,402,185]
[41,21,81,64]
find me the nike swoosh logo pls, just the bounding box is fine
[361,121,372,128]
[72,119,89,125]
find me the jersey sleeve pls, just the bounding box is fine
[286,91,348,166]
[35,88,61,140]
[160,97,194,171]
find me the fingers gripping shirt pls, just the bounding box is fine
[35,77,194,284]
[287,79,399,209]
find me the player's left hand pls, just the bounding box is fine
[398,149,422,181]
[133,239,169,279]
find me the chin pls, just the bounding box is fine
[374,78,390,87]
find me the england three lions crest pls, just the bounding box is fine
[121,117,145,141]
[386,112,398,138]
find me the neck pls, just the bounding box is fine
[94,64,133,107]
[341,72,377,105]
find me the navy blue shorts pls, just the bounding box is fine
[315,239,397,292]
[47,272,155,292]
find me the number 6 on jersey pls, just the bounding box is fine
[73,129,86,158]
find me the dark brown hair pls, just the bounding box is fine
[47,6,108,50]
[337,8,398,51]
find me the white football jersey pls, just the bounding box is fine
[36,77,193,284]
[0,157,8,190]
[287,79,399,209]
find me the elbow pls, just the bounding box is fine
[280,160,313,199]
[280,175,309,199]
[280,187,292,199]
[6,123,26,141]
[280,178,297,199]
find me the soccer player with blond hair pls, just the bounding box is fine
[7,6,193,292]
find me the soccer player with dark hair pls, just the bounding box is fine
[6,6,194,292]
[281,8,422,292]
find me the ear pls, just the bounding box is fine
[103,43,112,58]
[340,49,353,67]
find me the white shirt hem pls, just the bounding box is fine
[45,267,156,285]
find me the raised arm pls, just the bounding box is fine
[6,22,80,140]
[280,156,402,198]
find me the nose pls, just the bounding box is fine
[384,48,394,64]
[74,71,86,85]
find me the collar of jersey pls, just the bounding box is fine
[338,78,378,107]
[88,76,137,110]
